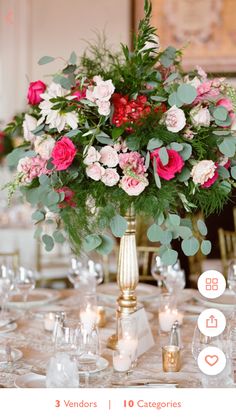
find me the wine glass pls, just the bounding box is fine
[15,267,36,309]
[227,260,236,294]
[164,268,186,295]
[0,265,14,320]
[191,325,224,361]
[151,255,167,287]
[67,257,103,291]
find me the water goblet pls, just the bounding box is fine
[0,265,14,320]
[228,260,236,295]
[151,254,167,287]
[15,267,35,315]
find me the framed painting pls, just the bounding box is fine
[133,0,236,74]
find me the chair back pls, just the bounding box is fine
[218,228,236,278]
[0,250,20,271]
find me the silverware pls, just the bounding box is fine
[0,319,16,330]
[112,380,178,387]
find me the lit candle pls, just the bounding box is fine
[159,309,182,332]
[113,353,131,372]
[44,312,56,332]
[80,305,97,332]
[96,306,106,328]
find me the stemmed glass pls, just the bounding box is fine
[14,267,36,312]
[164,268,186,295]
[0,265,14,321]
[151,255,167,287]
[67,256,103,291]
[191,325,224,361]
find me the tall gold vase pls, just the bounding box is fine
[107,206,139,349]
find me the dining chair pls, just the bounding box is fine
[0,250,20,271]
[233,207,236,230]
[36,239,72,288]
[218,228,236,278]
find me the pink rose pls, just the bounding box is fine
[120,175,148,196]
[151,149,184,180]
[93,79,115,101]
[27,80,46,105]
[86,162,105,181]
[51,137,76,171]
[83,146,101,165]
[57,187,76,208]
[100,146,119,167]
[191,160,217,187]
[165,105,186,133]
[17,155,50,184]
[101,168,120,186]
[97,100,111,116]
[216,98,233,112]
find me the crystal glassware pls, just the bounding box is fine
[14,267,36,311]
[151,255,167,287]
[0,265,14,320]
[164,268,186,295]
[227,260,236,294]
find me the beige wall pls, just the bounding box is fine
[0,0,131,125]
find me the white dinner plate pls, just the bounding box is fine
[7,289,60,309]
[77,356,109,374]
[0,347,22,364]
[15,373,46,388]
[194,289,236,309]
[97,283,161,304]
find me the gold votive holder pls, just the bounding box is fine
[162,345,181,372]
[97,306,106,328]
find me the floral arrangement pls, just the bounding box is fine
[4,0,236,265]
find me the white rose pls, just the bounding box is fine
[83,146,101,165]
[97,100,111,116]
[190,105,211,128]
[86,162,105,181]
[165,105,186,133]
[99,146,119,167]
[93,78,115,101]
[23,114,38,142]
[101,168,120,187]
[34,135,55,159]
[86,86,96,103]
[191,160,216,185]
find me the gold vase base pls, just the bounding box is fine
[107,333,118,350]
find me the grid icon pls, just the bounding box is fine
[205,278,218,291]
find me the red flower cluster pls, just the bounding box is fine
[112,94,151,127]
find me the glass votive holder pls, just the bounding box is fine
[44,312,56,332]
[162,345,181,372]
[113,349,132,373]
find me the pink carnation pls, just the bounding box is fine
[101,168,120,186]
[194,80,220,104]
[216,98,233,112]
[151,149,184,180]
[51,137,76,171]
[27,80,46,105]
[57,187,76,208]
[17,155,50,184]
[120,175,148,196]
[119,151,146,175]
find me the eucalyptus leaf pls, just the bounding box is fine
[66,129,81,138]
[32,210,45,222]
[69,51,77,64]
[7,149,35,168]
[158,147,169,165]
[155,212,164,225]
[110,215,127,238]
[53,230,66,244]
[38,56,55,65]
[168,92,183,108]
[164,72,179,84]
[126,136,140,151]
[160,230,172,245]
[42,234,54,251]
[178,167,191,182]
[150,96,167,102]
[83,234,102,252]
[179,144,192,161]
[96,235,114,255]
[176,226,192,239]
[220,180,231,193]
[213,106,228,121]
[147,224,163,242]
[217,166,230,179]
[231,166,236,180]
[168,214,180,226]
[161,248,178,265]
[181,237,199,256]
[45,191,60,206]
[39,174,50,186]
[169,142,183,151]
[218,139,236,158]
[177,84,197,105]
[197,219,208,236]
[201,240,212,255]
[96,133,113,145]
[147,138,163,150]
[145,152,150,169]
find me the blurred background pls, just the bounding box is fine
[0,0,235,288]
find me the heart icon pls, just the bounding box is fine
[205,355,219,367]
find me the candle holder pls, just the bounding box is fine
[158,293,181,333]
[162,345,181,372]
[96,306,106,328]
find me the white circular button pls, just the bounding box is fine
[197,346,226,376]
[197,270,226,299]
[197,309,226,337]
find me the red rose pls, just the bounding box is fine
[57,187,76,208]
[0,132,4,153]
[151,148,184,180]
[51,137,76,171]
[27,80,46,105]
